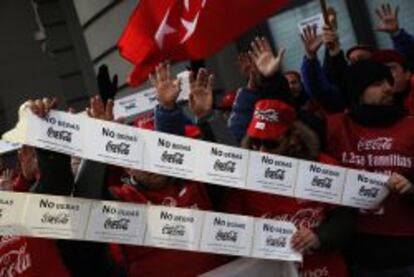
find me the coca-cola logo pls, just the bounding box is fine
[161,151,184,165]
[358,185,380,198]
[161,224,185,236]
[357,137,393,151]
[263,207,324,229]
[41,212,70,225]
[0,244,31,277]
[311,176,332,189]
[104,218,130,231]
[215,230,238,242]
[254,109,279,122]
[213,160,236,173]
[265,236,286,247]
[264,168,286,180]
[105,141,130,155]
[47,127,72,143]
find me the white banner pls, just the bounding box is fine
[2,109,390,210]
[0,140,21,155]
[0,191,302,262]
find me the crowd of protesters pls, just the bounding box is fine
[1,2,414,277]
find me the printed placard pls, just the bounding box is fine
[114,87,157,120]
[298,13,324,35]
[143,131,198,179]
[246,152,298,196]
[0,192,28,236]
[83,118,145,169]
[0,140,21,154]
[144,205,204,251]
[342,170,389,209]
[177,70,190,102]
[200,212,254,256]
[295,161,346,204]
[195,142,249,188]
[85,201,147,245]
[251,219,301,261]
[25,110,84,156]
[23,194,90,239]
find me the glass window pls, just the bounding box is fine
[267,0,357,71]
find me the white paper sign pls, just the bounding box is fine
[200,212,254,256]
[196,142,249,188]
[247,153,298,196]
[251,219,301,262]
[341,170,389,209]
[23,195,91,239]
[0,140,21,155]
[298,13,324,35]
[85,201,147,244]
[295,161,346,204]
[83,118,145,169]
[144,205,204,251]
[25,110,84,156]
[0,192,28,236]
[143,131,198,179]
[114,87,157,120]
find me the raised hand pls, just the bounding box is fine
[150,62,181,109]
[189,68,214,119]
[300,24,323,59]
[291,227,320,253]
[375,3,399,34]
[0,169,14,191]
[249,37,285,77]
[86,95,114,121]
[238,52,261,90]
[27,97,58,118]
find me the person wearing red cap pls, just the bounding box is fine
[371,49,414,114]
[222,37,354,277]
[224,98,353,276]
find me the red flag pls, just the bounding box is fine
[118,0,292,86]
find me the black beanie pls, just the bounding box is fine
[346,60,393,105]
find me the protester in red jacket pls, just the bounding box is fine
[327,60,414,276]
[224,99,352,277]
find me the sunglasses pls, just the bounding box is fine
[250,138,281,150]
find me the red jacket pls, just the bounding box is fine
[110,180,229,277]
[223,154,347,277]
[404,75,414,115]
[0,236,70,277]
[327,112,414,236]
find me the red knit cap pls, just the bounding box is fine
[247,100,296,140]
[371,49,407,66]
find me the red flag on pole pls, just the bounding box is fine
[118,0,292,86]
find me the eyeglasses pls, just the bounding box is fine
[250,138,280,150]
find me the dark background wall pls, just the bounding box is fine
[0,0,96,134]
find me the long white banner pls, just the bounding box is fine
[0,191,302,262]
[3,109,390,210]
